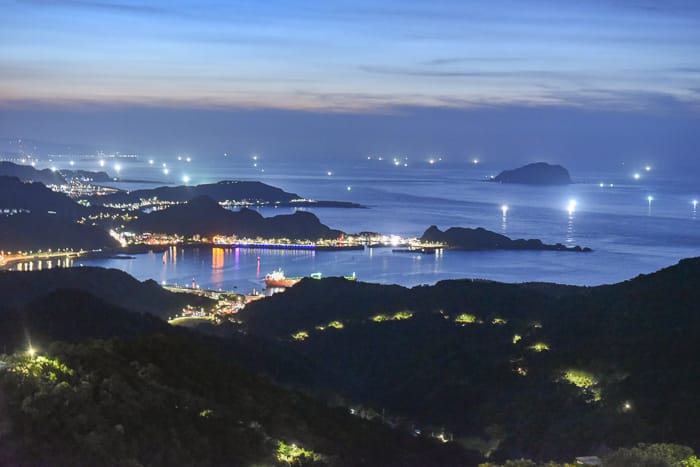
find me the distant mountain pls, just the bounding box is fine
[0,161,65,185]
[89,180,364,208]
[92,180,301,205]
[129,195,343,239]
[237,258,700,461]
[0,213,118,251]
[493,162,572,185]
[421,225,591,251]
[0,176,86,219]
[0,266,210,320]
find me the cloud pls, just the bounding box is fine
[19,0,170,15]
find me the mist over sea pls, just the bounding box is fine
[52,156,699,290]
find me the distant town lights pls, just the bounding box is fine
[645,165,652,172]
[163,168,170,175]
[99,160,105,167]
[114,164,122,173]
[633,173,641,180]
[567,199,577,214]
[693,199,698,208]
[182,175,190,184]
[501,205,509,215]
[148,159,154,165]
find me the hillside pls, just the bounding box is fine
[0,176,86,219]
[237,258,700,462]
[0,288,478,466]
[92,180,301,205]
[129,195,343,239]
[0,161,66,185]
[0,213,118,251]
[0,266,211,319]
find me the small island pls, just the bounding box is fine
[492,162,572,185]
[419,225,591,252]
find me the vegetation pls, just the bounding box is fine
[0,287,480,466]
[237,258,700,462]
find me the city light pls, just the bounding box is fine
[99,159,105,167]
[645,165,652,171]
[327,171,332,176]
[346,186,352,191]
[567,199,577,214]
[693,200,698,208]
[473,158,479,164]
[501,205,509,215]
[186,157,191,162]
[114,164,122,174]
[163,168,169,175]
[182,175,190,184]
[633,173,641,180]
[148,159,154,165]
[27,346,36,358]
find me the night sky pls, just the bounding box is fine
[1,0,699,168]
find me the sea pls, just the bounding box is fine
[41,156,700,292]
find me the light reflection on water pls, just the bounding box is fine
[71,244,687,292]
[29,160,700,289]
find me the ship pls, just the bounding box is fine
[264,269,303,288]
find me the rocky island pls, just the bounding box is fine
[492,162,572,185]
[421,225,591,252]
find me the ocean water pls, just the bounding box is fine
[50,157,699,290]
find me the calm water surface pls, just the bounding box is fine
[51,158,700,289]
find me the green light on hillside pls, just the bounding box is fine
[276,441,322,464]
[528,342,550,352]
[371,311,413,322]
[455,313,477,324]
[563,370,598,388]
[492,317,507,325]
[291,331,309,341]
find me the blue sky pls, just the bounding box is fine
[2,0,699,110]
[1,1,699,168]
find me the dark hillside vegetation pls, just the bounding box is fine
[0,288,479,466]
[237,258,700,462]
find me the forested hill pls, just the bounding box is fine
[236,258,700,462]
[90,180,301,205]
[0,266,211,319]
[128,195,343,239]
[0,288,479,466]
